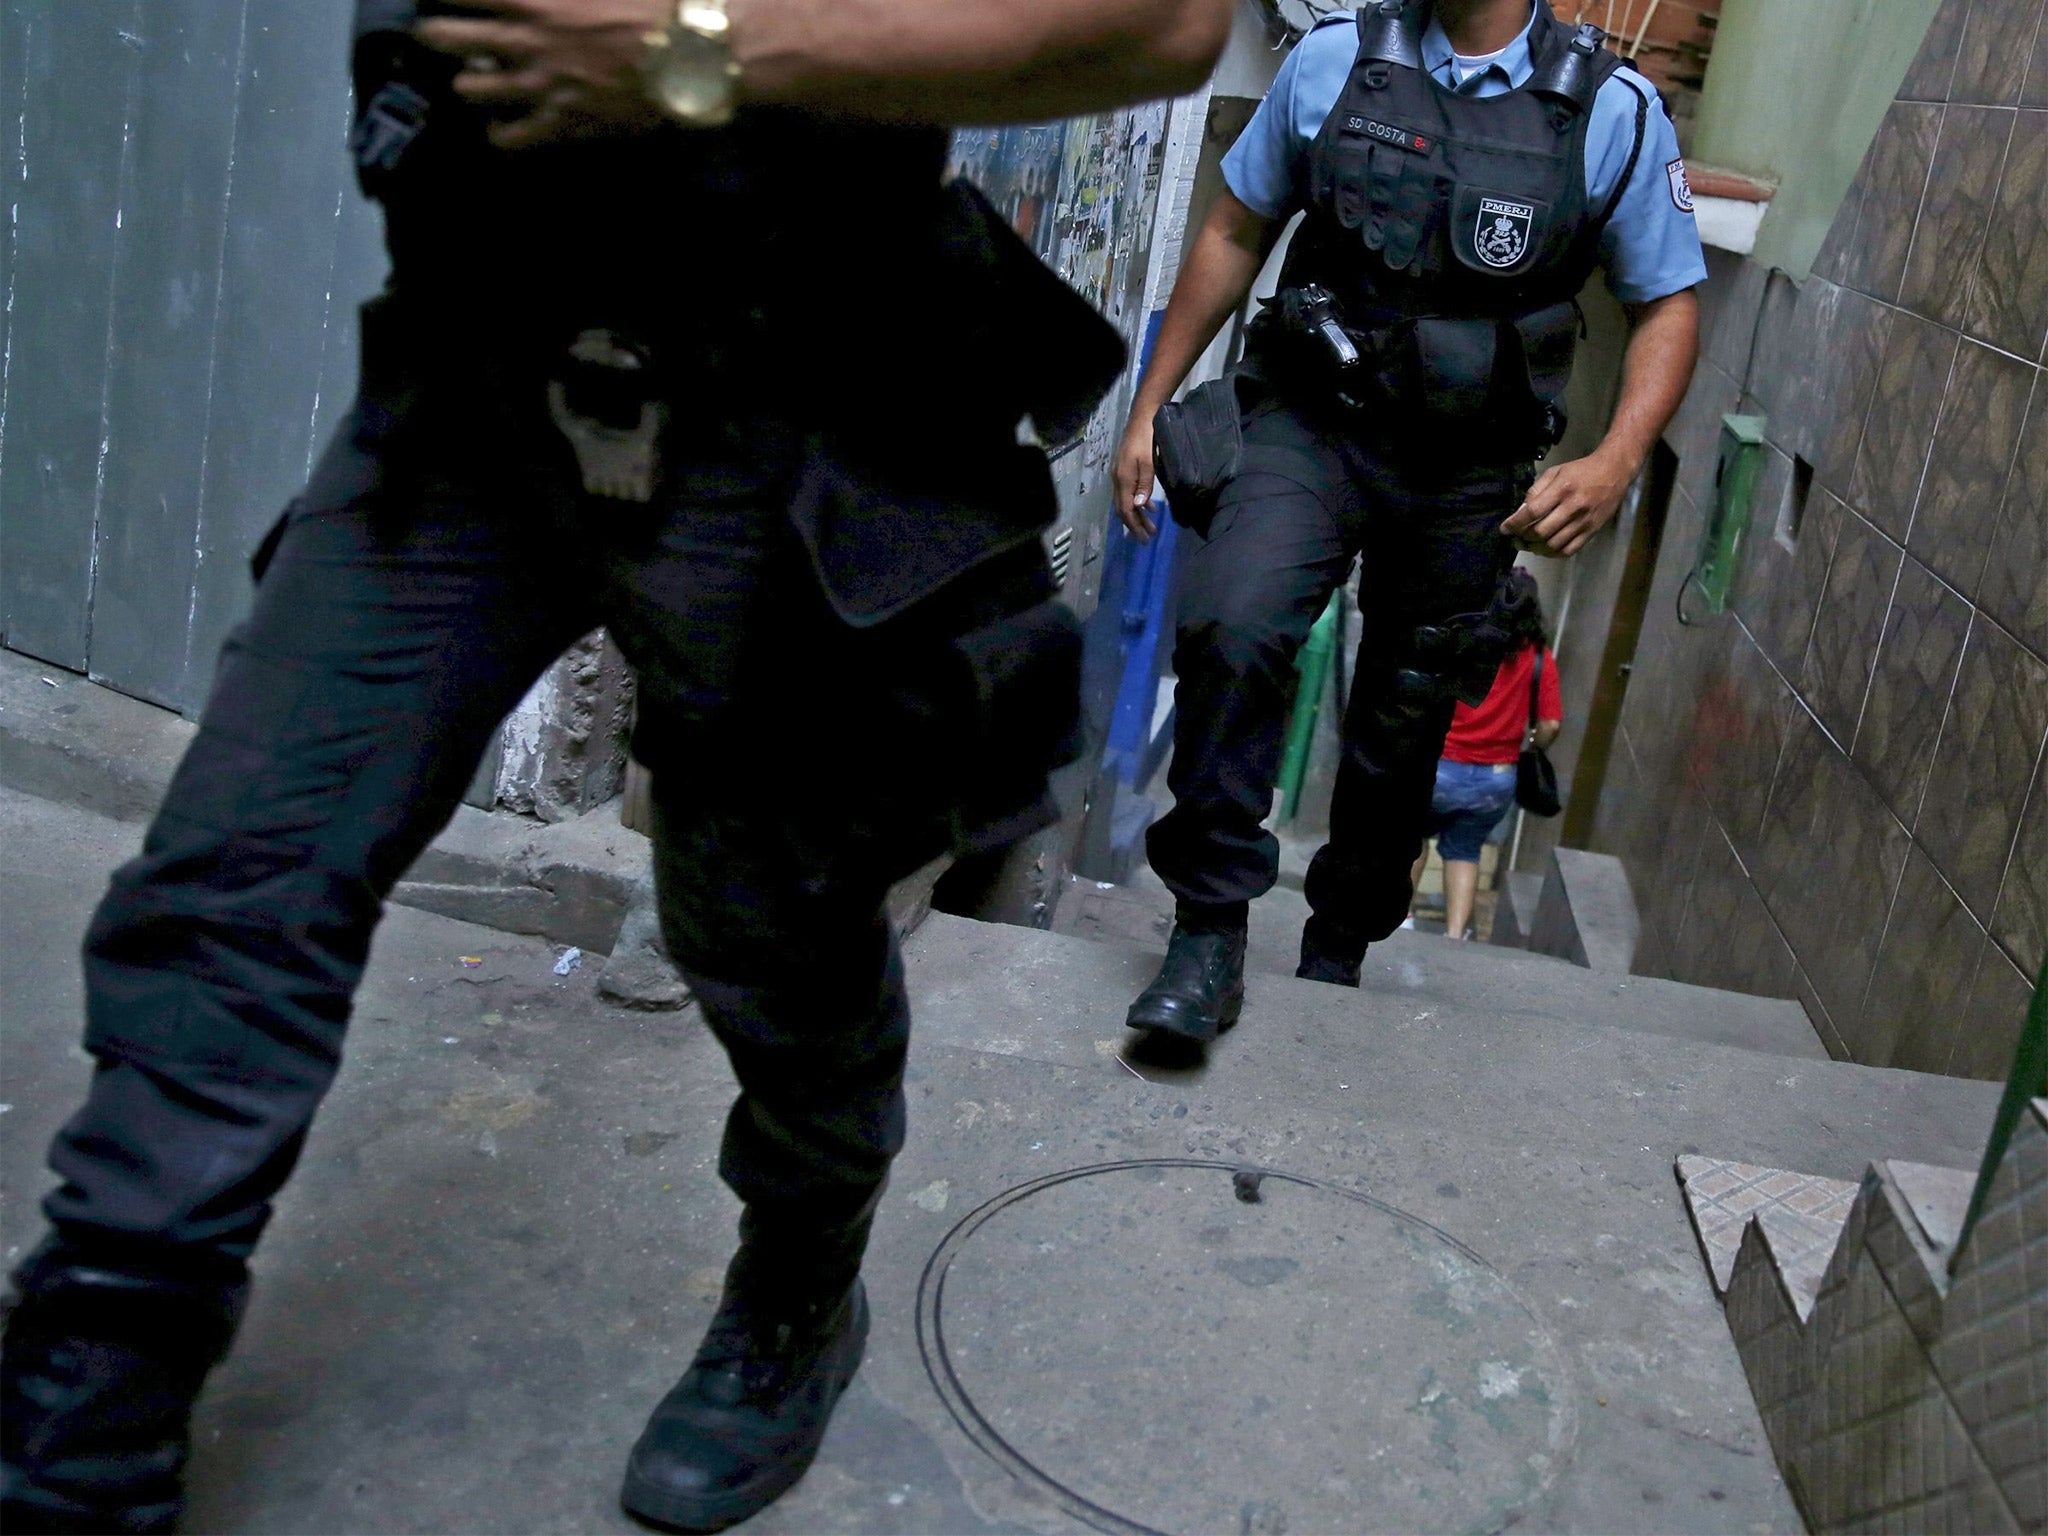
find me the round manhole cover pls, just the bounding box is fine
[916,1159,1574,1536]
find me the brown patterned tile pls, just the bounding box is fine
[1776,720,1915,1038]
[1814,288,1898,496]
[1858,845,1988,1068]
[1739,479,1843,680]
[1694,623,1797,862]
[1978,378,2048,657]
[1699,249,1769,379]
[1908,340,2036,594]
[1810,187,1861,287]
[1794,963,1851,1059]
[1949,936,2036,1079]
[1670,820,1800,1002]
[1902,0,1971,102]
[1632,769,1712,969]
[1804,508,1907,744]
[2027,10,2048,106]
[1951,0,2041,105]
[1837,102,1943,304]
[1991,757,2048,978]
[1745,271,1807,429]
[1752,703,1834,943]
[1852,555,1972,825]
[1900,106,2020,332]
[1966,109,2048,360]
[1849,310,1961,541]
[1917,612,2048,917]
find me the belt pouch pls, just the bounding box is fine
[1151,374,1244,536]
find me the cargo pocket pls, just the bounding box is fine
[937,600,1085,856]
[1152,373,1244,536]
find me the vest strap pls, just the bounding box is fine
[1357,1,1425,72]
[1527,21,1609,115]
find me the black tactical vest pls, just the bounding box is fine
[348,1,951,356]
[1271,0,1642,450]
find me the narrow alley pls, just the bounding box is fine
[3,0,2044,1531]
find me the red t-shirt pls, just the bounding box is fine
[1441,643,1561,765]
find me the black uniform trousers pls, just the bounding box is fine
[1147,394,1525,955]
[38,379,912,1289]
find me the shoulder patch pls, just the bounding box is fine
[1666,157,1694,212]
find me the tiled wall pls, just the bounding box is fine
[1589,0,2046,1079]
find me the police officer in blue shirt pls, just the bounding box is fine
[1116,0,1706,1042]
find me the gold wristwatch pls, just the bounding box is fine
[645,0,741,127]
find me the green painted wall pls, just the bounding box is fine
[1690,0,1941,276]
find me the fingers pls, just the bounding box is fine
[454,67,552,103]
[1115,502,1156,543]
[413,17,542,59]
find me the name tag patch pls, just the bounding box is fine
[1342,115,1431,154]
[1666,158,1695,212]
[1473,196,1534,268]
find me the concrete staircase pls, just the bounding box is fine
[1678,1103,2045,1532]
[879,908,2001,1534]
[8,774,2010,1534]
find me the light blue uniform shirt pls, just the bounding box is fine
[1221,5,1707,304]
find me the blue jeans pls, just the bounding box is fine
[1423,759,1517,863]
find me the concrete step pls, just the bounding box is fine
[4,787,2004,1535]
[884,913,2000,1534]
[1680,1101,2045,1531]
[1058,863,1828,1061]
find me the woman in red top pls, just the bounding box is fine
[1414,571,1561,940]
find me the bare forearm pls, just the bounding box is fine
[1502,287,1699,558]
[730,0,1232,123]
[1131,196,1274,417]
[1535,720,1562,749]
[1596,288,1699,473]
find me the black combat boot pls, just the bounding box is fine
[1,1242,247,1536]
[621,1258,870,1532]
[1125,923,1247,1042]
[1296,914,1365,988]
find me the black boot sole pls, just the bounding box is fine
[619,1288,870,1534]
[1124,987,1244,1043]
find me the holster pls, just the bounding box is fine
[1408,566,1538,705]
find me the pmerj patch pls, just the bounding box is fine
[1474,197,1534,268]
[1666,157,1695,213]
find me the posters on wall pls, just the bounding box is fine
[950,105,1172,463]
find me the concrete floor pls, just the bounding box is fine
[0,785,2002,1534]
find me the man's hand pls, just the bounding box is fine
[1500,447,1635,559]
[1113,415,1159,543]
[415,0,671,149]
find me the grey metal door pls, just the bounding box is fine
[0,0,386,715]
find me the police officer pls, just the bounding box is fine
[0,3,1230,1532]
[1115,0,1704,1042]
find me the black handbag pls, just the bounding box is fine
[1515,649,1562,817]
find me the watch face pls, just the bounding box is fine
[653,35,734,124]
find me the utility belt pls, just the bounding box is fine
[1246,285,1577,459]
[1150,284,1566,537]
